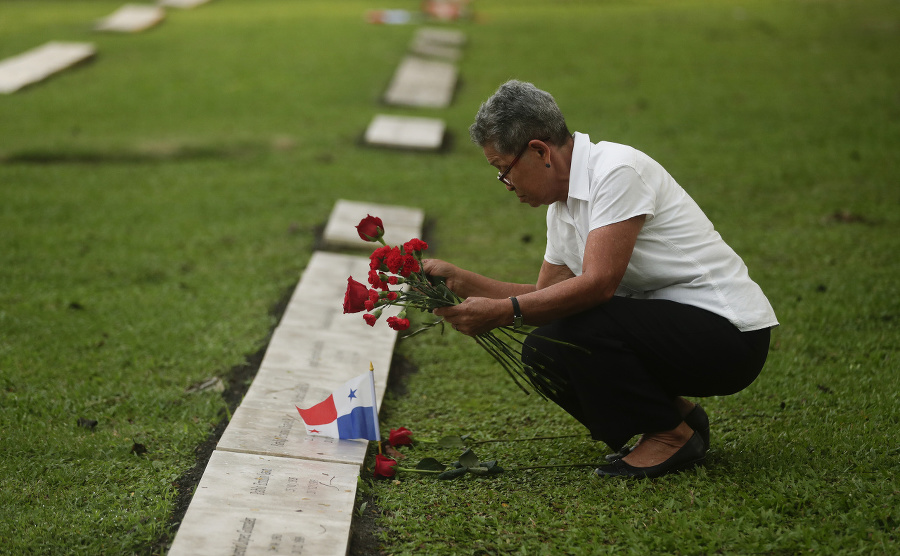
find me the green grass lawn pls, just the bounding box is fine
[1,0,898,554]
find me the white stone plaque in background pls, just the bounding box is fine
[95,4,165,33]
[158,0,211,7]
[414,27,467,47]
[321,200,425,251]
[167,451,358,556]
[383,56,458,108]
[365,114,446,151]
[217,405,369,464]
[0,42,96,94]
[409,40,462,61]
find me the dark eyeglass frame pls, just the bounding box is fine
[497,138,549,187]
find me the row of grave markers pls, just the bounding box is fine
[0,1,209,94]
[167,200,425,555]
[363,26,466,151]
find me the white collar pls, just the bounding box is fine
[567,132,592,201]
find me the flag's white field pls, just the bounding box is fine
[296,371,380,441]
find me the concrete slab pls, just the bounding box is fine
[276,296,401,338]
[409,40,462,62]
[258,327,396,381]
[383,56,457,108]
[364,114,446,151]
[168,509,350,556]
[242,351,391,410]
[158,0,211,7]
[410,27,466,61]
[179,450,359,513]
[95,4,165,33]
[321,200,425,251]
[168,451,359,556]
[217,405,369,465]
[291,251,371,301]
[0,42,96,94]
[414,27,467,47]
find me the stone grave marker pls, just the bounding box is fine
[321,200,425,251]
[364,114,446,151]
[409,27,466,61]
[257,327,396,379]
[216,405,369,465]
[0,42,96,94]
[241,350,391,411]
[158,0,211,7]
[95,4,166,33]
[415,27,467,47]
[276,250,401,334]
[383,56,458,108]
[167,451,359,556]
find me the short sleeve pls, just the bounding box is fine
[588,165,656,231]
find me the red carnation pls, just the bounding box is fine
[370,246,391,270]
[373,454,397,479]
[389,427,413,447]
[403,238,428,254]
[342,277,369,313]
[363,313,378,326]
[400,255,420,277]
[387,316,411,331]
[368,268,388,291]
[385,248,404,274]
[356,215,385,242]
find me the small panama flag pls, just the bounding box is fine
[295,364,381,442]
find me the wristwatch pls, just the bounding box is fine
[509,297,524,329]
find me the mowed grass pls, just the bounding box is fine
[0,0,898,554]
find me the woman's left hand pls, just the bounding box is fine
[433,297,510,336]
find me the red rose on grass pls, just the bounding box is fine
[373,454,397,478]
[387,316,411,331]
[343,277,369,313]
[356,215,385,242]
[389,427,413,447]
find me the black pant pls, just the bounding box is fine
[521,296,771,451]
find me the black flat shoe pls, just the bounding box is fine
[604,404,711,462]
[595,431,706,479]
[685,403,710,451]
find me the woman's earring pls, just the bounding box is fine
[545,163,551,168]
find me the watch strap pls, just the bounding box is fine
[509,296,524,328]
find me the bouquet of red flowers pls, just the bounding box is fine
[343,215,567,397]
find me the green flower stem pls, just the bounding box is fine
[470,433,590,445]
[508,463,598,471]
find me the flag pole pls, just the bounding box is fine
[370,361,382,448]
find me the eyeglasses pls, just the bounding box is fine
[497,138,549,187]
[497,141,531,187]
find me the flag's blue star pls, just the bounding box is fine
[348,388,357,400]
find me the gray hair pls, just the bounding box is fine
[469,80,570,155]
